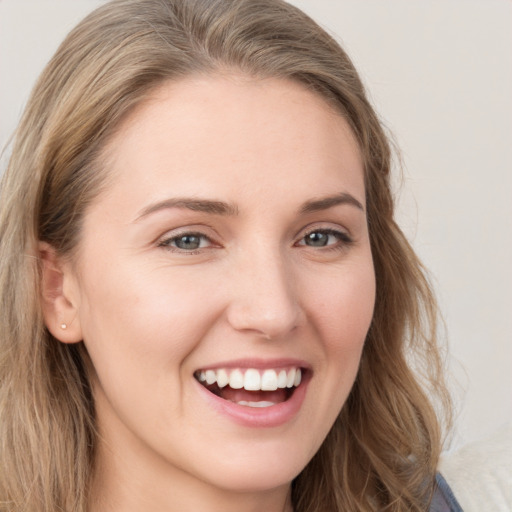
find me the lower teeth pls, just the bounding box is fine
[235,400,276,408]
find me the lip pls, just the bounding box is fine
[195,357,311,372]
[194,358,311,428]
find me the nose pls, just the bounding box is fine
[226,247,302,340]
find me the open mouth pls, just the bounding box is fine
[194,367,305,408]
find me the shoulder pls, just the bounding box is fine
[437,423,512,512]
[430,473,463,512]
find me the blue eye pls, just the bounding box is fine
[159,233,211,251]
[299,229,352,248]
[304,231,330,247]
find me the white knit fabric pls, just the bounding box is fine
[439,424,512,512]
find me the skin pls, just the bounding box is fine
[42,75,376,512]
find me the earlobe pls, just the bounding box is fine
[39,242,83,343]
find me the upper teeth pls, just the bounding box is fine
[196,367,302,391]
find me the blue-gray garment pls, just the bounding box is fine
[430,473,464,511]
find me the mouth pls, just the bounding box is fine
[194,367,305,408]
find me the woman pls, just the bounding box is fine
[0,0,458,510]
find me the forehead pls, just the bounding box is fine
[97,75,364,213]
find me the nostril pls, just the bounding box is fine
[226,303,301,340]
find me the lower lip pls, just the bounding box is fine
[195,375,310,428]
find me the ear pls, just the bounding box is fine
[39,242,83,343]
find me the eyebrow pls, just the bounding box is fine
[135,191,364,222]
[135,198,239,221]
[299,192,364,214]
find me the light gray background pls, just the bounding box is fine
[1,0,511,450]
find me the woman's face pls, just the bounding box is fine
[62,76,375,503]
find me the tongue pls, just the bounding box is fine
[219,386,288,404]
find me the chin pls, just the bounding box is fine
[208,464,301,494]
[193,440,313,493]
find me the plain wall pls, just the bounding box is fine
[1,0,511,450]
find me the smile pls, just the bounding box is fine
[194,367,304,408]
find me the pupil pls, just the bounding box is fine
[176,235,200,250]
[306,232,328,247]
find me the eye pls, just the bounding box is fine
[297,228,352,249]
[159,232,213,252]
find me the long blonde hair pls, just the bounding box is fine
[0,0,451,510]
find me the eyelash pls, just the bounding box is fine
[158,228,353,254]
[296,228,353,252]
[158,231,213,254]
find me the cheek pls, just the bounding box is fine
[294,259,375,452]
[77,261,226,368]
[75,263,227,430]
[306,259,376,353]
